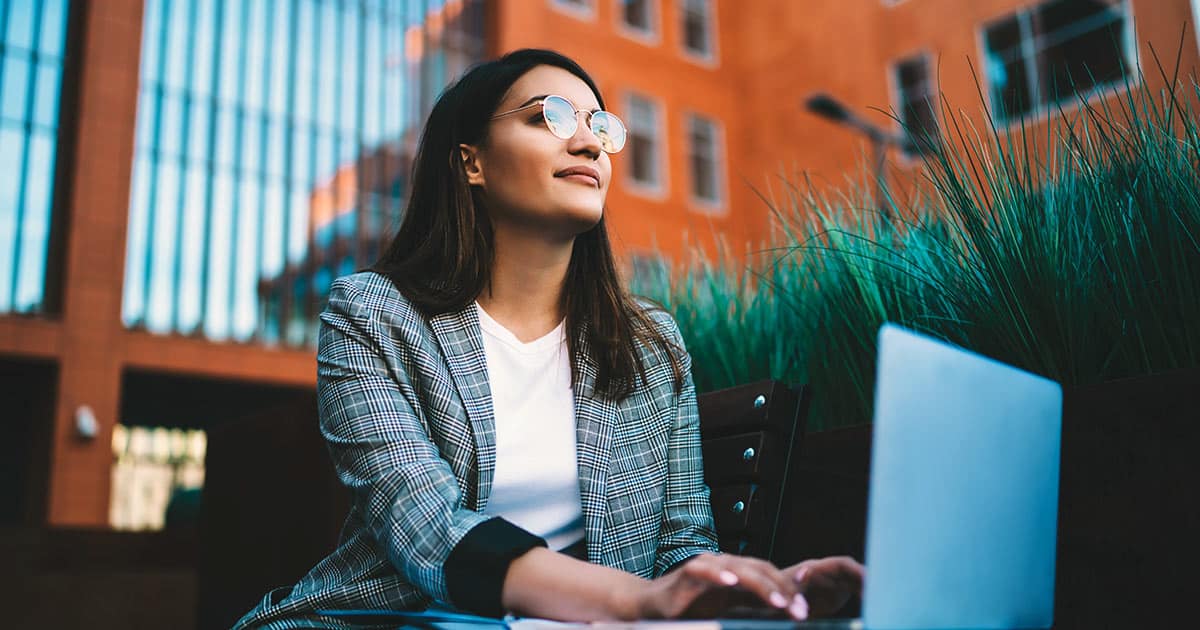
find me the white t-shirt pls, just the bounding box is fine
[474,303,585,551]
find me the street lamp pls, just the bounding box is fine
[804,93,916,221]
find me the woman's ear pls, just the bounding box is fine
[459,144,485,187]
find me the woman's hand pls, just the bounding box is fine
[630,553,810,621]
[784,556,865,618]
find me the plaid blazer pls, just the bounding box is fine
[236,271,718,628]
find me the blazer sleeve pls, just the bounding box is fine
[317,278,545,615]
[652,317,720,575]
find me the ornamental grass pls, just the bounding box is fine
[632,51,1200,429]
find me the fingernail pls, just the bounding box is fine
[718,570,739,586]
[769,591,788,608]
[793,567,809,583]
[790,594,809,620]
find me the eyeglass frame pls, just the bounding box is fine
[489,94,626,153]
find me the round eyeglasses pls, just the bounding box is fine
[491,94,627,154]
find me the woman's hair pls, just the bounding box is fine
[372,48,684,399]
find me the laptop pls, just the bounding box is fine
[801,323,1062,630]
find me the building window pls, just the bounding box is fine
[625,93,663,192]
[0,0,72,315]
[983,0,1132,122]
[892,53,938,156]
[125,0,486,347]
[620,0,655,37]
[551,0,595,19]
[687,114,723,208]
[680,0,715,60]
[109,424,207,531]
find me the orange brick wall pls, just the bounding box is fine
[494,0,1200,266]
[12,0,1200,527]
[46,0,144,527]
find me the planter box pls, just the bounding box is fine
[1054,368,1199,629]
[779,368,1200,629]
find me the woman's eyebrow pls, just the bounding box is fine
[515,94,549,109]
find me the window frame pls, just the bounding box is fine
[122,0,487,345]
[678,0,719,67]
[1194,0,1200,61]
[0,0,78,316]
[615,0,660,45]
[976,0,1138,128]
[683,111,726,214]
[549,0,597,21]
[621,90,668,199]
[888,49,938,160]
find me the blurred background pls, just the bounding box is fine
[1,0,1197,628]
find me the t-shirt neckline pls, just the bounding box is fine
[474,302,566,355]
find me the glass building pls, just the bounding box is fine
[0,0,71,315]
[123,0,485,347]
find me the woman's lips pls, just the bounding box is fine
[558,173,600,187]
[554,166,601,188]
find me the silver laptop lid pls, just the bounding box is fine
[862,324,1062,630]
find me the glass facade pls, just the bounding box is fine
[0,0,71,314]
[124,0,485,346]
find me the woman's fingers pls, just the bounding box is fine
[729,559,796,609]
[793,556,865,594]
[648,554,730,618]
[676,553,735,586]
[787,556,866,618]
[680,555,808,620]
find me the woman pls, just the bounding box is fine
[237,49,862,629]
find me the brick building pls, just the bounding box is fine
[1,2,1197,623]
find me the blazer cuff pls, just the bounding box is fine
[657,547,715,577]
[445,517,548,616]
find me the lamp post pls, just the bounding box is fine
[804,93,915,222]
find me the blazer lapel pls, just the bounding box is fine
[429,306,497,511]
[572,332,617,564]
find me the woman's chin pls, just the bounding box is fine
[541,198,603,233]
[565,205,604,233]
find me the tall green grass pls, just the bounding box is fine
[633,61,1200,429]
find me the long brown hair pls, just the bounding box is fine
[372,48,683,399]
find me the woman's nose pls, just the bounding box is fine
[568,112,602,158]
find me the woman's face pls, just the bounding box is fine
[463,65,612,239]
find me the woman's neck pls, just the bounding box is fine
[477,226,573,343]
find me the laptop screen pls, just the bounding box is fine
[862,324,1062,630]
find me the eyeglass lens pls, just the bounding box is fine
[542,95,626,153]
